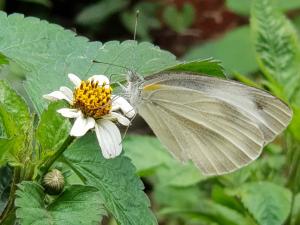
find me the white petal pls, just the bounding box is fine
[57,108,81,118]
[59,86,73,103]
[68,73,82,87]
[110,112,131,126]
[112,96,135,118]
[43,90,71,102]
[88,75,110,86]
[70,114,95,137]
[95,119,122,159]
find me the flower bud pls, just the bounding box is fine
[43,169,65,195]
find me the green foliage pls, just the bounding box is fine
[190,201,250,225]
[76,0,128,25]
[167,59,225,77]
[36,102,71,154]
[123,135,171,175]
[163,3,195,33]
[159,197,251,225]
[289,107,300,141]
[237,182,292,225]
[251,0,300,101]
[0,52,8,65]
[18,0,51,7]
[63,133,157,225]
[15,181,105,225]
[291,193,300,225]
[0,81,31,165]
[156,161,205,187]
[0,80,31,133]
[124,135,205,186]
[226,0,252,16]
[0,104,18,138]
[184,26,258,75]
[226,0,300,16]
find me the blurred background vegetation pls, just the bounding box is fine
[1,0,300,225]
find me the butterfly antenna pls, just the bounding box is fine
[133,10,139,41]
[92,60,131,71]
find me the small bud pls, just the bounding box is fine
[43,169,65,195]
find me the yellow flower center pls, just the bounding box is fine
[73,80,112,119]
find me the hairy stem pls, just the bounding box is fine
[38,135,75,182]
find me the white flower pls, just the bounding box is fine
[43,73,135,159]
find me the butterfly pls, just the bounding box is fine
[124,70,292,175]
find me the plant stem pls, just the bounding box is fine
[0,167,21,223]
[38,135,75,182]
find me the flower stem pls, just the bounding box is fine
[39,135,75,182]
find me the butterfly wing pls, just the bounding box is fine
[136,73,292,175]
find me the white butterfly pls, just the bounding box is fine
[124,71,292,176]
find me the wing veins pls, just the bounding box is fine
[153,99,263,147]
[153,103,220,174]
[157,102,261,161]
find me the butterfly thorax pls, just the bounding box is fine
[125,70,144,109]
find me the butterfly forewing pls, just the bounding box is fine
[136,73,292,175]
[142,73,292,143]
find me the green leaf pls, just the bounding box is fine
[156,161,205,187]
[0,105,25,165]
[193,201,250,225]
[291,193,300,225]
[0,12,180,114]
[15,181,105,225]
[0,52,8,65]
[237,182,292,225]
[0,104,18,137]
[226,0,252,16]
[184,26,258,75]
[123,135,171,175]
[0,165,12,214]
[166,58,225,77]
[0,82,31,165]
[0,80,31,133]
[63,133,157,225]
[276,0,300,11]
[154,185,202,211]
[0,138,20,165]
[251,0,300,101]
[76,0,128,25]
[163,3,195,33]
[159,199,250,225]
[123,135,206,186]
[226,0,300,16]
[288,106,300,141]
[211,186,245,213]
[36,101,71,154]
[17,0,52,7]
